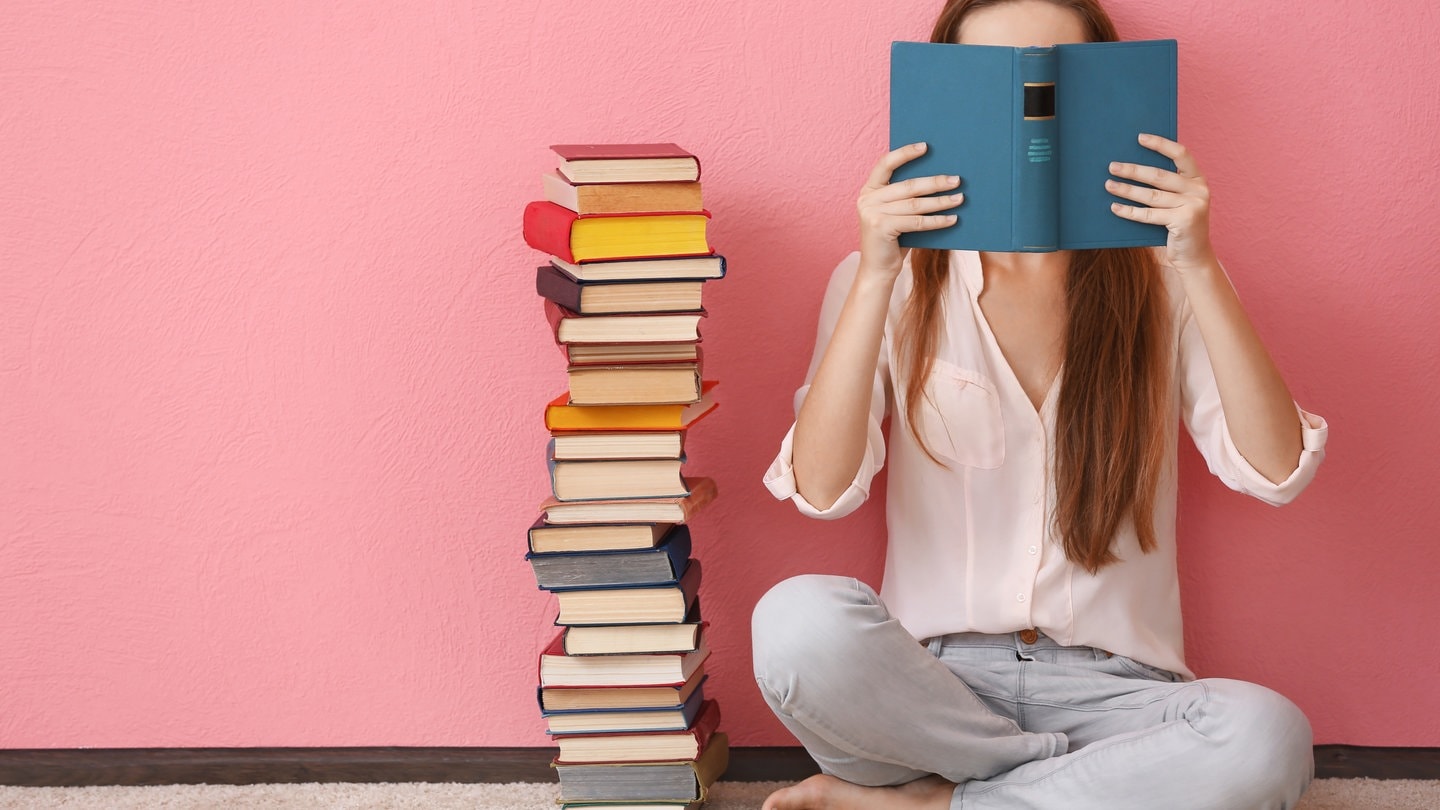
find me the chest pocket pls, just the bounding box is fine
[913,359,1006,469]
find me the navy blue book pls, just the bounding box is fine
[554,559,702,626]
[543,681,708,735]
[890,39,1177,252]
[527,526,693,591]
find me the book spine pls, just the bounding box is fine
[662,524,693,578]
[1014,47,1059,252]
[524,201,579,263]
[536,265,584,312]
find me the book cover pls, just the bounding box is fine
[566,364,703,407]
[561,795,696,801]
[527,525,693,591]
[563,342,702,367]
[562,604,705,656]
[539,664,709,713]
[543,171,704,215]
[543,682,709,735]
[549,431,685,461]
[528,518,674,555]
[553,559,703,627]
[544,383,718,432]
[553,731,729,804]
[551,255,727,283]
[547,455,690,503]
[537,264,704,315]
[544,300,706,345]
[523,202,712,263]
[538,628,710,688]
[551,143,702,184]
[540,477,718,526]
[553,699,721,764]
[890,39,1177,252]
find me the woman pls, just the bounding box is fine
[752,1,1329,808]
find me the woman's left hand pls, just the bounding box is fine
[1107,133,1217,272]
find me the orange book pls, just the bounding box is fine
[545,382,717,432]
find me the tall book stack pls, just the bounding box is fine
[523,143,729,809]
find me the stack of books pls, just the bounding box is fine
[523,143,729,809]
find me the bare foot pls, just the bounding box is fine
[761,773,956,810]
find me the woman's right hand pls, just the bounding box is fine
[857,142,963,280]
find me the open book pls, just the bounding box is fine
[890,39,1177,252]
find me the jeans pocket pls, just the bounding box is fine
[1114,655,1182,683]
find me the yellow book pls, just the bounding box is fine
[525,201,711,263]
[545,382,717,432]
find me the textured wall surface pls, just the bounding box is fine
[2,0,1437,748]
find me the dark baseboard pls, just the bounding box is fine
[0,745,1433,787]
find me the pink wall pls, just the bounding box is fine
[2,0,1437,749]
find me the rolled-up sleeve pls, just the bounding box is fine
[762,252,891,520]
[1178,299,1328,506]
[764,389,887,518]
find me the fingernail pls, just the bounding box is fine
[914,142,927,151]
[950,193,964,203]
[948,175,960,184]
[1108,162,1120,172]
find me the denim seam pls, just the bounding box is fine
[754,673,1027,771]
[1016,662,1028,728]
[973,683,1186,709]
[962,717,1189,800]
[960,680,1213,800]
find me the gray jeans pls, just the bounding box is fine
[751,575,1313,809]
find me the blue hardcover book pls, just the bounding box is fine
[527,526,694,591]
[890,39,1177,252]
[554,559,702,626]
[543,681,709,735]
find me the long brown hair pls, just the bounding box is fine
[900,0,1171,573]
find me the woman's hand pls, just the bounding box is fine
[1106,133,1217,272]
[856,142,963,280]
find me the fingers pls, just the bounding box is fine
[860,207,957,236]
[1138,132,1201,177]
[864,141,930,190]
[1105,178,1182,209]
[878,191,964,216]
[1108,160,1190,194]
[870,173,961,205]
[905,213,960,232]
[1109,201,1164,224]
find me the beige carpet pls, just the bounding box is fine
[1,780,1438,809]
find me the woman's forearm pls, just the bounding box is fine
[792,268,896,509]
[1178,260,1304,483]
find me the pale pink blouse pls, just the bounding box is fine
[764,250,1328,679]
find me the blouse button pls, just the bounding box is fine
[1016,593,1027,603]
[1028,545,1038,555]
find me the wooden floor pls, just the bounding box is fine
[0,746,1434,787]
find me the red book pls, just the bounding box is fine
[538,628,711,687]
[553,698,722,764]
[551,143,702,184]
[523,201,712,264]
